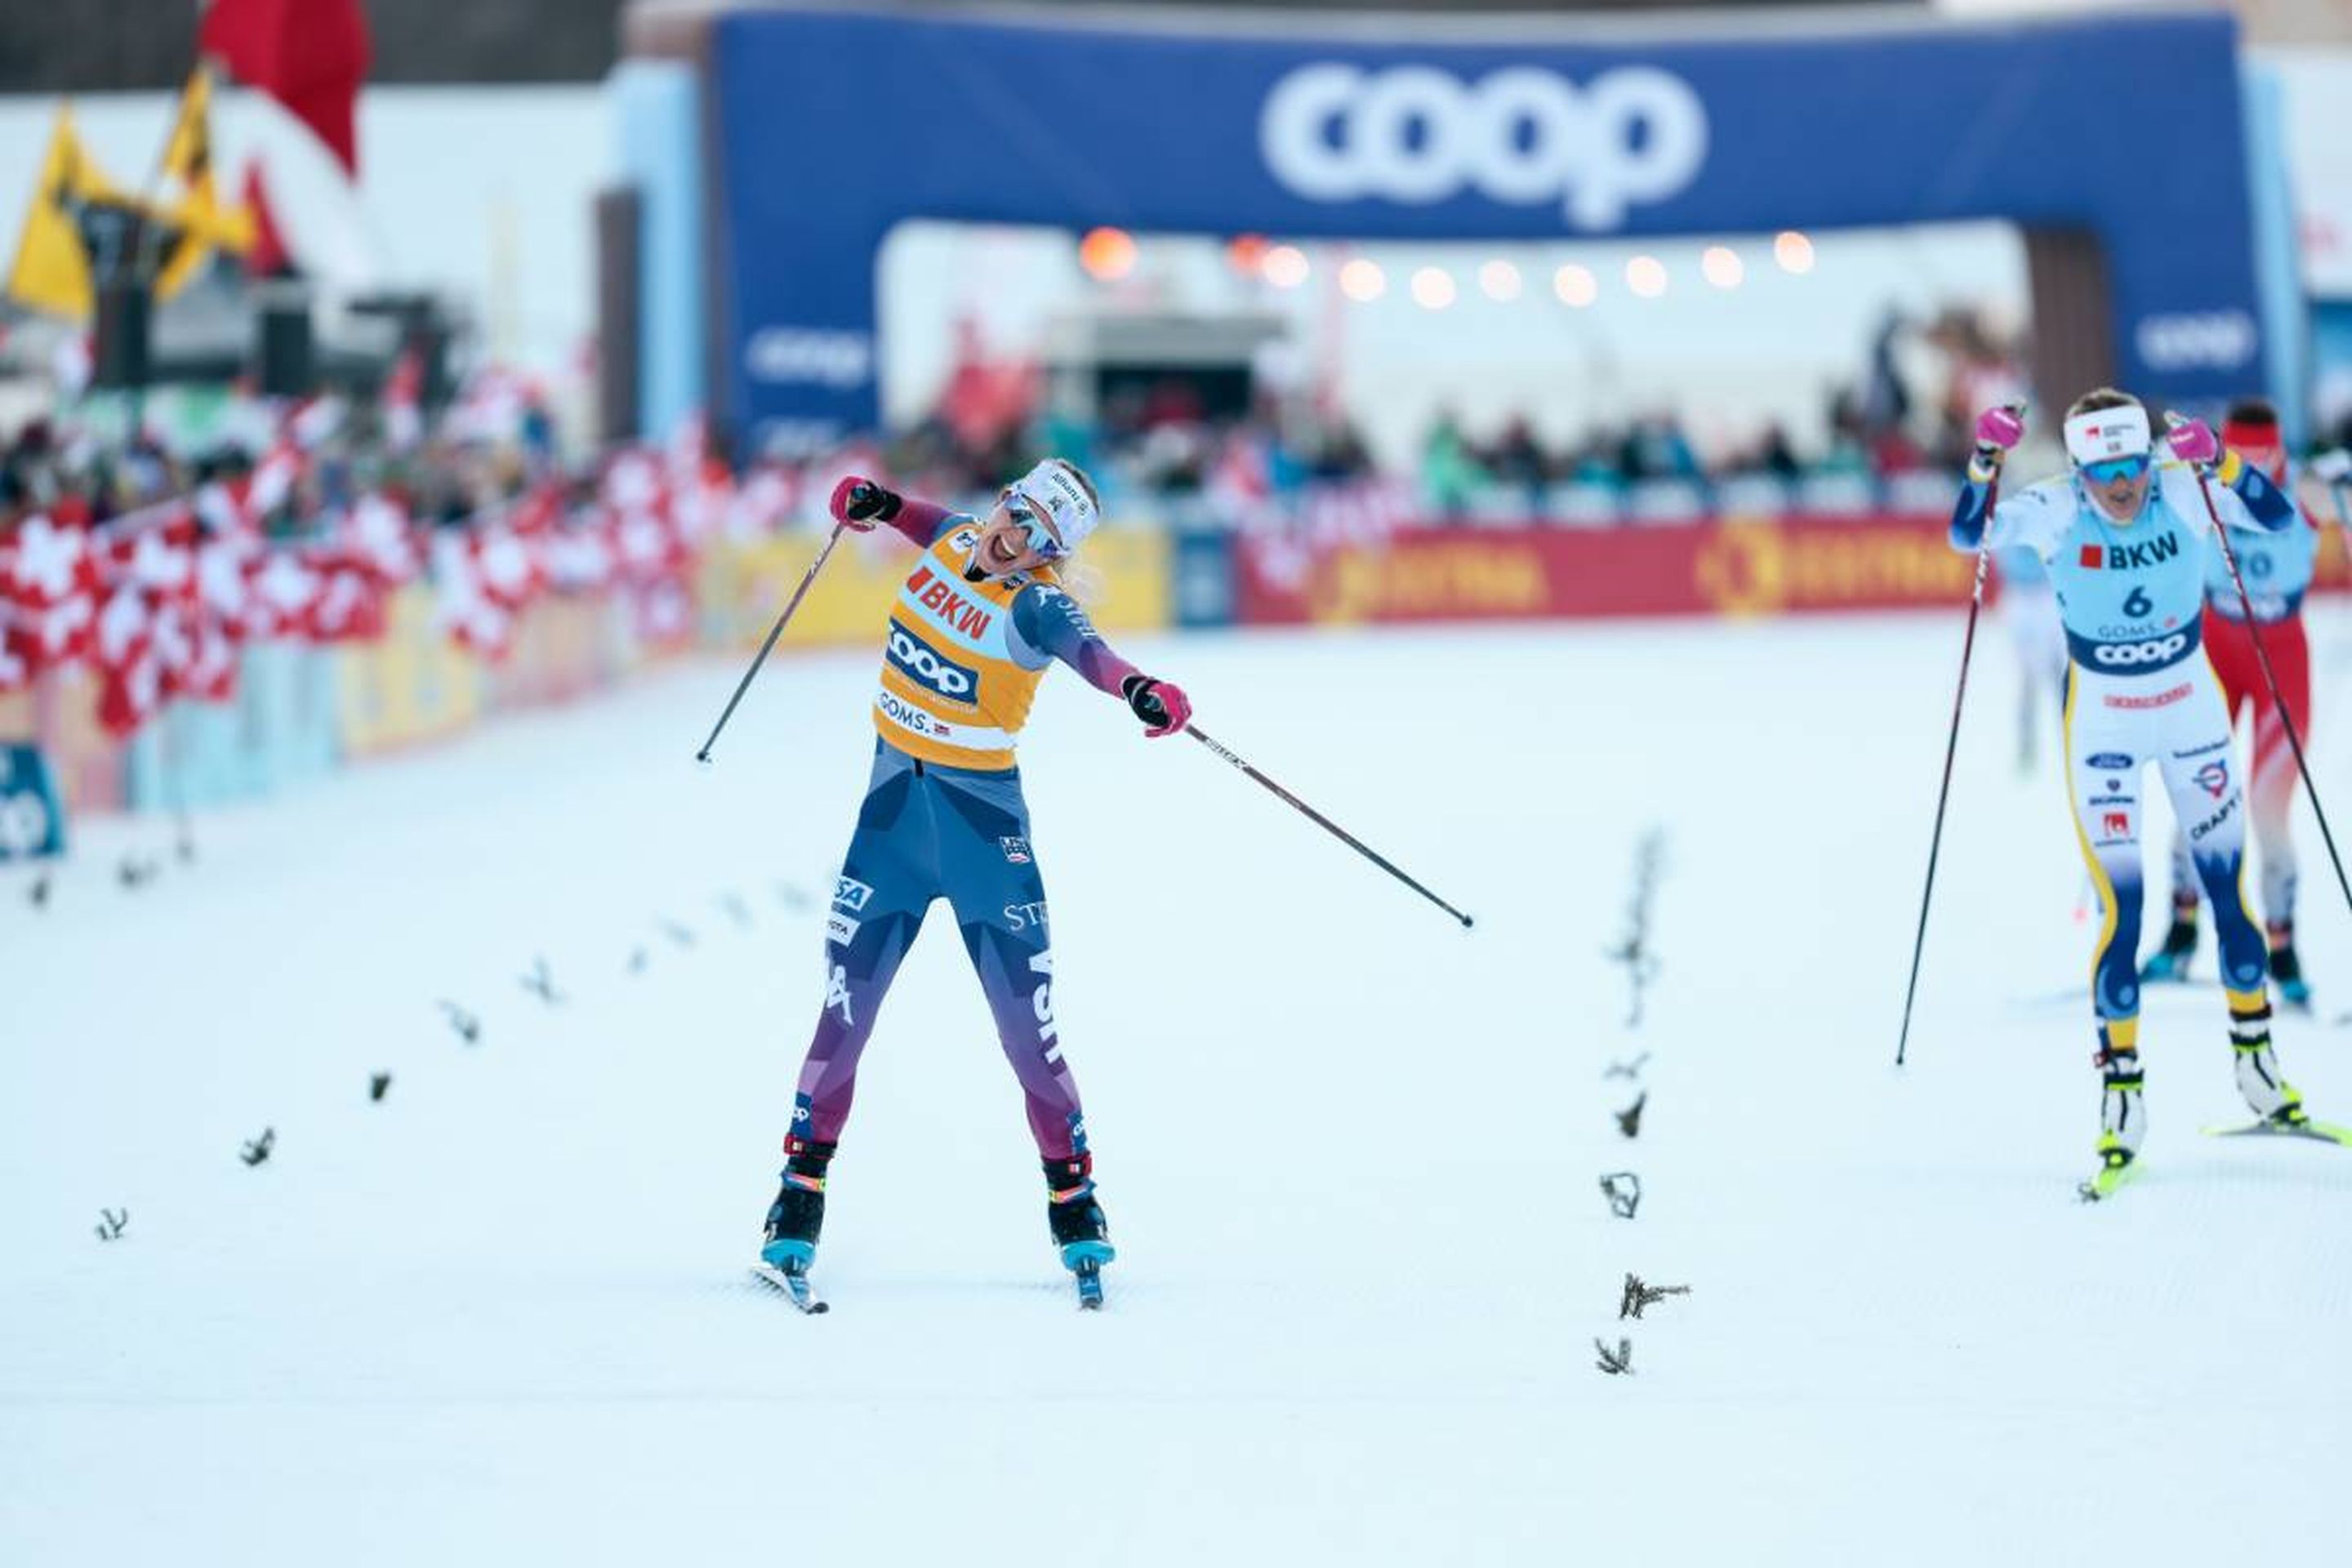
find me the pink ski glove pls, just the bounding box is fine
[2165,419,2220,468]
[828,476,899,531]
[1973,406,2025,452]
[1121,675,1192,738]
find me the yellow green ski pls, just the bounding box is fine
[2202,1116,2352,1147]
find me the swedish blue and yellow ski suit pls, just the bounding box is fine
[1951,456,2294,1043]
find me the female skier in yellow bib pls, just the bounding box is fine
[755,460,1192,1307]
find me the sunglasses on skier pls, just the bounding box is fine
[999,492,1068,560]
[2081,453,2151,485]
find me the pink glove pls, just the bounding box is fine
[827,476,899,531]
[1973,406,2025,451]
[1121,675,1192,738]
[2165,419,2220,468]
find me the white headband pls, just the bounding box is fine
[1009,460,1101,554]
[2064,403,2151,467]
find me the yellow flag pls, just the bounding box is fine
[4,102,119,319]
[152,66,256,300]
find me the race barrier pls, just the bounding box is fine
[336,586,485,760]
[14,514,2345,823]
[1230,515,2352,628]
[126,641,340,812]
[0,669,127,817]
[699,527,1175,651]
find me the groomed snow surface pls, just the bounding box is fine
[6,612,2350,1564]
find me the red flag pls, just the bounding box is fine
[240,163,293,277]
[199,0,371,176]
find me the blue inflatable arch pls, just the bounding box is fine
[629,2,2268,453]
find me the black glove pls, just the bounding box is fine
[1120,674,1192,737]
[829,476,902,527]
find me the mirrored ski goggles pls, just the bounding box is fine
[2081,453,2151,485]
[999,490,1068,559]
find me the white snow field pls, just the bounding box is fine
[5,611,2350,1566]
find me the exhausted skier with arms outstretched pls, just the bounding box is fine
[755,460,1192,1307]
[1955,390,2326,1198]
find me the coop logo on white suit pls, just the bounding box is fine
[2092,632,2189,668]
[1259,63,1708,228]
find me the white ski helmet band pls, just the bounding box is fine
[1007,460,1100,554]
[2064,403,2152,468]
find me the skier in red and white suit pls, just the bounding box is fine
[2143,402,2347,1008]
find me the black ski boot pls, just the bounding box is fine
[1045,1152,1115,1272]
[761,1138,836,1270]
[2270,920,2311,1010]
[2140,890,2199,982]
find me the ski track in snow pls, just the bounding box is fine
[5,612,2350,1564]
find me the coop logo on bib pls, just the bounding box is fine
[1259,63,1708,229]
[885,620,977,701]
[2092,632,2189,668]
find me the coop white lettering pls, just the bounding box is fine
[2135,310,2258,372]
[1259,63,1707,228]
[745,327,874,388]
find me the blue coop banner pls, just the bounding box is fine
[710,7,2264,450]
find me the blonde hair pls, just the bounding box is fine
[2065,386,2140,422]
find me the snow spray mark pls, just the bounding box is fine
[1614,1090,1647,1139]
[1619,1272,1690,1321]
[240,1127,276,1167]
[1605,828,1668,1028]
[519,956,567,1004]
[1599,1172,1642,1219]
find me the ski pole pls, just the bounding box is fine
[694,522,849,764]
[1895,432,2016,1067]
[1183,724,1474,929]
[2320,474,2352,732]
[2169,414,2352,924]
